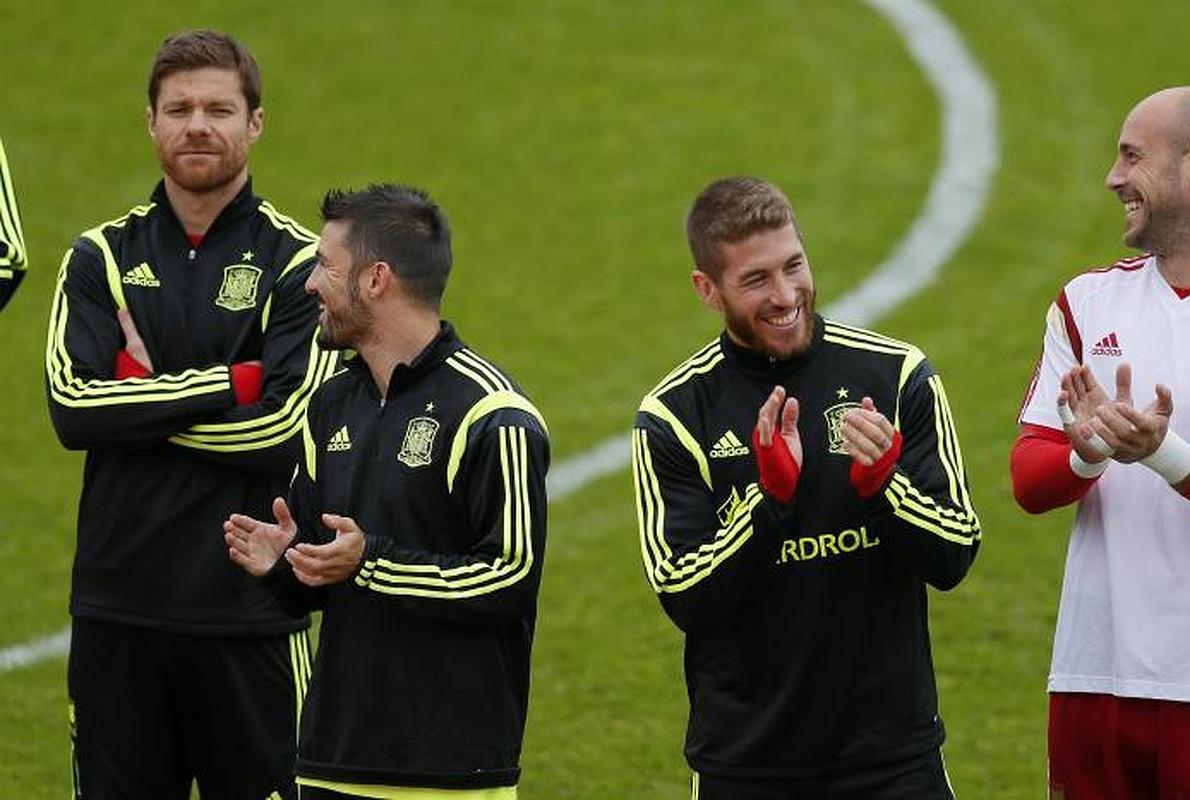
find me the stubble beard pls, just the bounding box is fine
[1126,158,1190,254]
[724,289,816,360]
[159,139,249,194]
[317,287,373,351]
[1129,204,1190,259]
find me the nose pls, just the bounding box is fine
[184,110,213,136]
[304,266,320,296]
[1105,157,1125,193]
[772,272,800,307]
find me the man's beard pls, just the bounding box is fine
[723,289,816,360]
[1128,205,1190,256]
[317,288,373,351]
[159,146,248,194]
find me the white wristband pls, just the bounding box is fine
[1141,430,1190,485]
[1069,449,1109,479]
[1057,398,1115,457]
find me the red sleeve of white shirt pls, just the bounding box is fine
[1011,423,1098,513]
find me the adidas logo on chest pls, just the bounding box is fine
[1090,331,1122,357]
[709,429,749,458]
[327,425,352,452]
[122,262,161,287]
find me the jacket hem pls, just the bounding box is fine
[297,760,520,790]
[70,605,309,636]
[686,726,944,780]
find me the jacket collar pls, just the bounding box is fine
[346,320,464,398]
[150,178,258,238]
[718,313,824,379]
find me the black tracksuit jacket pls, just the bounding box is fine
[632,315,980,779]
[46,179,336,634]
[265,323,550,790]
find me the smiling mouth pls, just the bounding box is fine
[763,306,802,328]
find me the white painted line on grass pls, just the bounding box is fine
[0,451,639,673]
[0,626,69,673]
[0,0,997,674]
[832,0,999,325]
[547,432,633,501]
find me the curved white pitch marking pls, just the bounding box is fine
[0,0,998,673]
[0,626,70,672]
[830,0,999,325]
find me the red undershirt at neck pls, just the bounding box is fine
[187,233,204,249]
[1173,285,1190,300]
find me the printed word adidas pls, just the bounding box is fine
[327,425,352,452]
[1090,332,1122,357]
[709,430,749,458]
[122,262,161,287]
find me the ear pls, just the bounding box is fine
[146,105,156,138]
[691,269,722,311]
[247,107,264,145]
[366,261,393,299]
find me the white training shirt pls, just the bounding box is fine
[1020,255,1190,701]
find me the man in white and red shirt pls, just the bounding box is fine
[1014,86,1190,799]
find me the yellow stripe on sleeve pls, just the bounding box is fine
[632,427,764,593]
[355,427,535,599]
[167,337,338,452]
[637,396,711,489]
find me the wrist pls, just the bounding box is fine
[850,430,903,499]
[115,349,151,379]
[230,361,263,405]
[1068,448,1109,479]
[352,533,368,575]
[1141,429,1190,484]
[751,427,801,504]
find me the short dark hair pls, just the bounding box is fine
[148,30,262,112]
[686,176,799,279]
[320,185,453,309]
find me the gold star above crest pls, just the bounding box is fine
[425,402,435,412]
[836,387,850,399]
[241,250,254,261]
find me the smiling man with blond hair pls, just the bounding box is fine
[633,176,980,799]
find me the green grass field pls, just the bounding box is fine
[3,1,1189,797]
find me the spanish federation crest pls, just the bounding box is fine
[716,486,744,528]
[215,264,263,311]
[823,401,861,455]
[398,416,439,467]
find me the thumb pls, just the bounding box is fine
[1155,384,1174,418]
[781,397,799,435]
[861,396,876,412]
[322,513,356,536]
[273,497,296,534]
